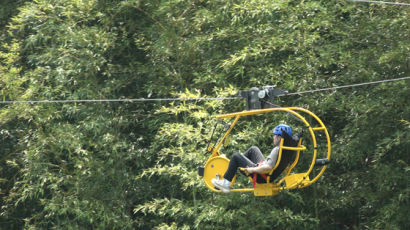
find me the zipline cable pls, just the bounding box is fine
[280,76,410,96]
[0,97,238,104]
[346,0,410,6]
[0,76,409,104]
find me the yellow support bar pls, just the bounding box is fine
[211,115,241,157]
[269,138,285,176]
[229,188,255,193]
[282,145,306,151]
[312,127,325,131]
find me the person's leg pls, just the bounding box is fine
[223,152,256,181]
[212,146,265,193]
[243,146,269,183]
[212,152,254,193]
[243,146,265,164]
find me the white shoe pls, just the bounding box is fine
[211,178,231,193]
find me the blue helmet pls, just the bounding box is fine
[273,124,292,137]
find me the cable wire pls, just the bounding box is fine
[0,97,238,104]
[280,76,410,96]
[0,76,409,104]
[346,0,410,6]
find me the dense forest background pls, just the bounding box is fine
[0,0,409,229]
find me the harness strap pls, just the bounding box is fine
[252,173,268,188]
[252,162,268,188]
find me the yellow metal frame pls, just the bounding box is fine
[202,107,331,196]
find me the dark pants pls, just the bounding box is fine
[223,146,265,181]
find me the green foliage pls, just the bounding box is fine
[1,0,409,229]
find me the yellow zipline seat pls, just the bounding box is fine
[241,131,307,196]
[199,107,331,196]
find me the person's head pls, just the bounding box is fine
[272,124,292,146]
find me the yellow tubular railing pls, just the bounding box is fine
[282,145,307,151]
[284,138,303,177]
[267,138,285,177]
[288,107,331,187]
[211,115,241,157]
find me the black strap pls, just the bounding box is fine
[205,121,218,153]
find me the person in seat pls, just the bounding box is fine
[211,124,292,193]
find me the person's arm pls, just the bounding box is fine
[244,146,279,174]
[244,164,272,174]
